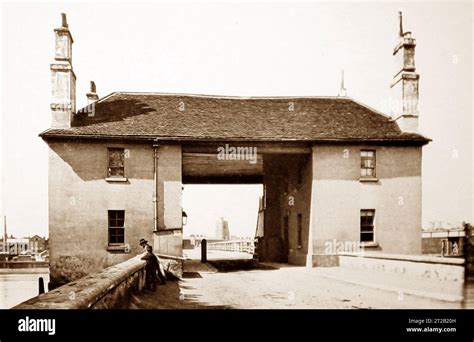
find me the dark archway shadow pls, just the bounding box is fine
[208,259,280,273]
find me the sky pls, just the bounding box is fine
[183,184,262,238]
[0,1,472,238]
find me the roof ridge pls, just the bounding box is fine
[110,91,351,100]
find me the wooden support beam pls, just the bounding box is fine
[182,143,311,154]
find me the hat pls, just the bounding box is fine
[139,238,148,245]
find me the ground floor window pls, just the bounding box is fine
[108,210,125,244]
[360,209,375,242]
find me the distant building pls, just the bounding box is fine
[216,218,230,240]
[28,235,48,255]
[255,196,264,238]
[0,238,29,255]
[182,236,196,249]
[0,236,48,256]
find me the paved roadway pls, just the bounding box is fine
[131,253,461,309]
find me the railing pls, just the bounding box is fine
[207,240,255,254]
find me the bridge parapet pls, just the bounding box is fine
[14,257,146,309]
[207,240,255,254]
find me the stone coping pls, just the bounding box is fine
[156,254,186,261]
[337,252,464,266]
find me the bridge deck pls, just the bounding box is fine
[130,262,461,309]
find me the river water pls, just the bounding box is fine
[0,270,49,309]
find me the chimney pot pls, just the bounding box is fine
[398,10,404,37]
[86,81,99,105]
[61,13,68,28]
[338,69,347,97]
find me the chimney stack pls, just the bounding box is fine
[390,11,419,133]
[86,81,99,104]
[50,13,76,128]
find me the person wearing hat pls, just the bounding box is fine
[141,245,160,291]
[139,238,149,254]
[138,238,166,285]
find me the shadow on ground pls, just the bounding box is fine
[129,260,286,309]
[129,278,231,309]
[182,272,202,278]
[208,259,279,272]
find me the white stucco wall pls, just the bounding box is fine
[310,145,422,256]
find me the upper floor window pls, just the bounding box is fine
[108,148,125,178]
[108,210,125,245]
[360,150,376,178]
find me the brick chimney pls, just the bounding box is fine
[390,11,419,133]
[50,13,76,128]
[86,81,99,104]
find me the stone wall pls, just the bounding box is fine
[47,140,185,288]
[14,257,147,309]
[338,253,464,282]
[47,141,156,287]
[259,144,423,266]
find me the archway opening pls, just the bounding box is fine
[182,184,263,261]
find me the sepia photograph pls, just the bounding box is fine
[0,0,472,339]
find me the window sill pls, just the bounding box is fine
[105,177,128,183]
[359,177,379,183]
[361,242,379,248]
[107,245,130,253]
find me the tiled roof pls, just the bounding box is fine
[40,92,430,144]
